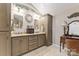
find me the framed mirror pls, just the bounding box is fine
[11,14,23,31]
[67,20,79,36]
[25,14,33,23]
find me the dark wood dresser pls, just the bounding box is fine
[60,35,79,54]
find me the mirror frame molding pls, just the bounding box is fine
[66,20,79,37]
[68,12,79,19]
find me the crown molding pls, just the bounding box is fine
[14,3,42,16]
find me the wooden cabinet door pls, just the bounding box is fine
[12,37,21,56]
[29,35,37,45]
[6,32,11,56]
[29,43,38,51]
[38,34,45,47]
[20,36,28,53]
[12,36,29,56]
[0,3,11,31]
[29,35,38,50]
[0,32,11,56]
[40,14,52,46]
[47,14,52,45]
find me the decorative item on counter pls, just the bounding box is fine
[26,25,34,33]
[11,19,14,31]
[26,28,34,34]
[62,20,68,35]
[34,19,40,33]
[64,25,69,35]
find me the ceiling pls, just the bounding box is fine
[32,3,79,16]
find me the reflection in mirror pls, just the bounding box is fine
[68,20,79,36]
[11,14,23,31]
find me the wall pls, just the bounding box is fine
[11,4,40,34]
[53,6,79,45]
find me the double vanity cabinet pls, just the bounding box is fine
[11,33,46,56]
[0,3,52,56]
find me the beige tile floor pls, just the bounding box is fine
[23,45,67,56]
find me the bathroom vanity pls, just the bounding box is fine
[11,4,53,56]
[11,32,46,56]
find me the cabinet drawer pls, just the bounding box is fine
[29,35,37,41]
[29,43,38,50]
[29,41,37,45]
[29,38,37,44]
[29,35,37,45]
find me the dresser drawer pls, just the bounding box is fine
[29,43,38,50]
[29,41,37,45]
[29,39,37,44]
[29,35,37,41]
[29,35,37,45]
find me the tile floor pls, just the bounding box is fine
[23,45,67,56]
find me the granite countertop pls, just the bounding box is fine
[11,32,46,37]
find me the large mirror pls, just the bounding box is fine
[11,14,23,31]
[68,20,79,36]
